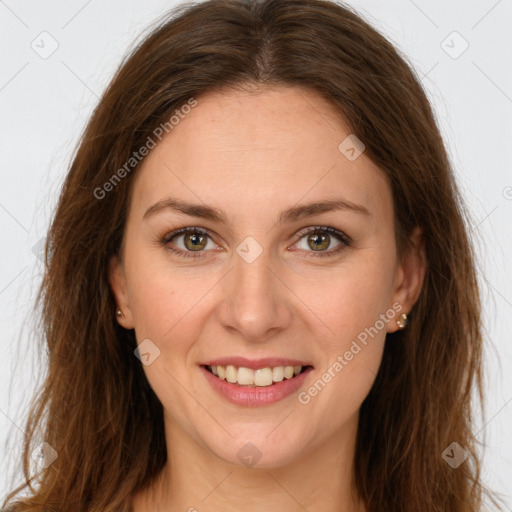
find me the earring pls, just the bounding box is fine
[116,309,123,317]
[396,313,408,329]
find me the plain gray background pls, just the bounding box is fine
[1,0,511,508]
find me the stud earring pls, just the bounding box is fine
[116,309,123,317]
[396,313,408,329]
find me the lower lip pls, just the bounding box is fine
[201,365,313,406]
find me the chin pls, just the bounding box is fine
[205,429,310,470]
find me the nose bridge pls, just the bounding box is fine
[218,237,292,340]
[234,247,273,299]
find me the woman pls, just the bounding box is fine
[2,0,502,510]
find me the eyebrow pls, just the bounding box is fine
[143,196,371,224]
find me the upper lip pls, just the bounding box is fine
[202,357,313,370]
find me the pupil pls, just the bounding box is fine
[310,233,328,250]
[187,233,205,250]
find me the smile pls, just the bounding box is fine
[205,364,311,387]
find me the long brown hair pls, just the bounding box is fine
[2,0,501,510]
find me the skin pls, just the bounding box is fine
[109,84,426,512]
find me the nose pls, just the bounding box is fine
[216,246,293,343]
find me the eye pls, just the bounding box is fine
[160,227,218,259]
[160,225,351,260]
[291,226,351,258]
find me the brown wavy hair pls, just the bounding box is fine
[2,0,502,510]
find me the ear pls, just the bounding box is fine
[108,255,135,329]
[386,226,427,333]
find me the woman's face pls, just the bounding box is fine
[109,85,424,468]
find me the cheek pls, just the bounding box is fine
[128,267,200,342]
[124,258,213,418]
[292,254,393,417]
[124,247,226,362]
[303,340,385,442]
[290,253,396,340]
[297,281,388,435]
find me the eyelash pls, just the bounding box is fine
[160,226,352,260]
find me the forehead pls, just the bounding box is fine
[130,85,392,226]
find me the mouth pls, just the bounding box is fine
[202,363,314,388]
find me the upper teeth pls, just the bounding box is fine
[209,365,303,387]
